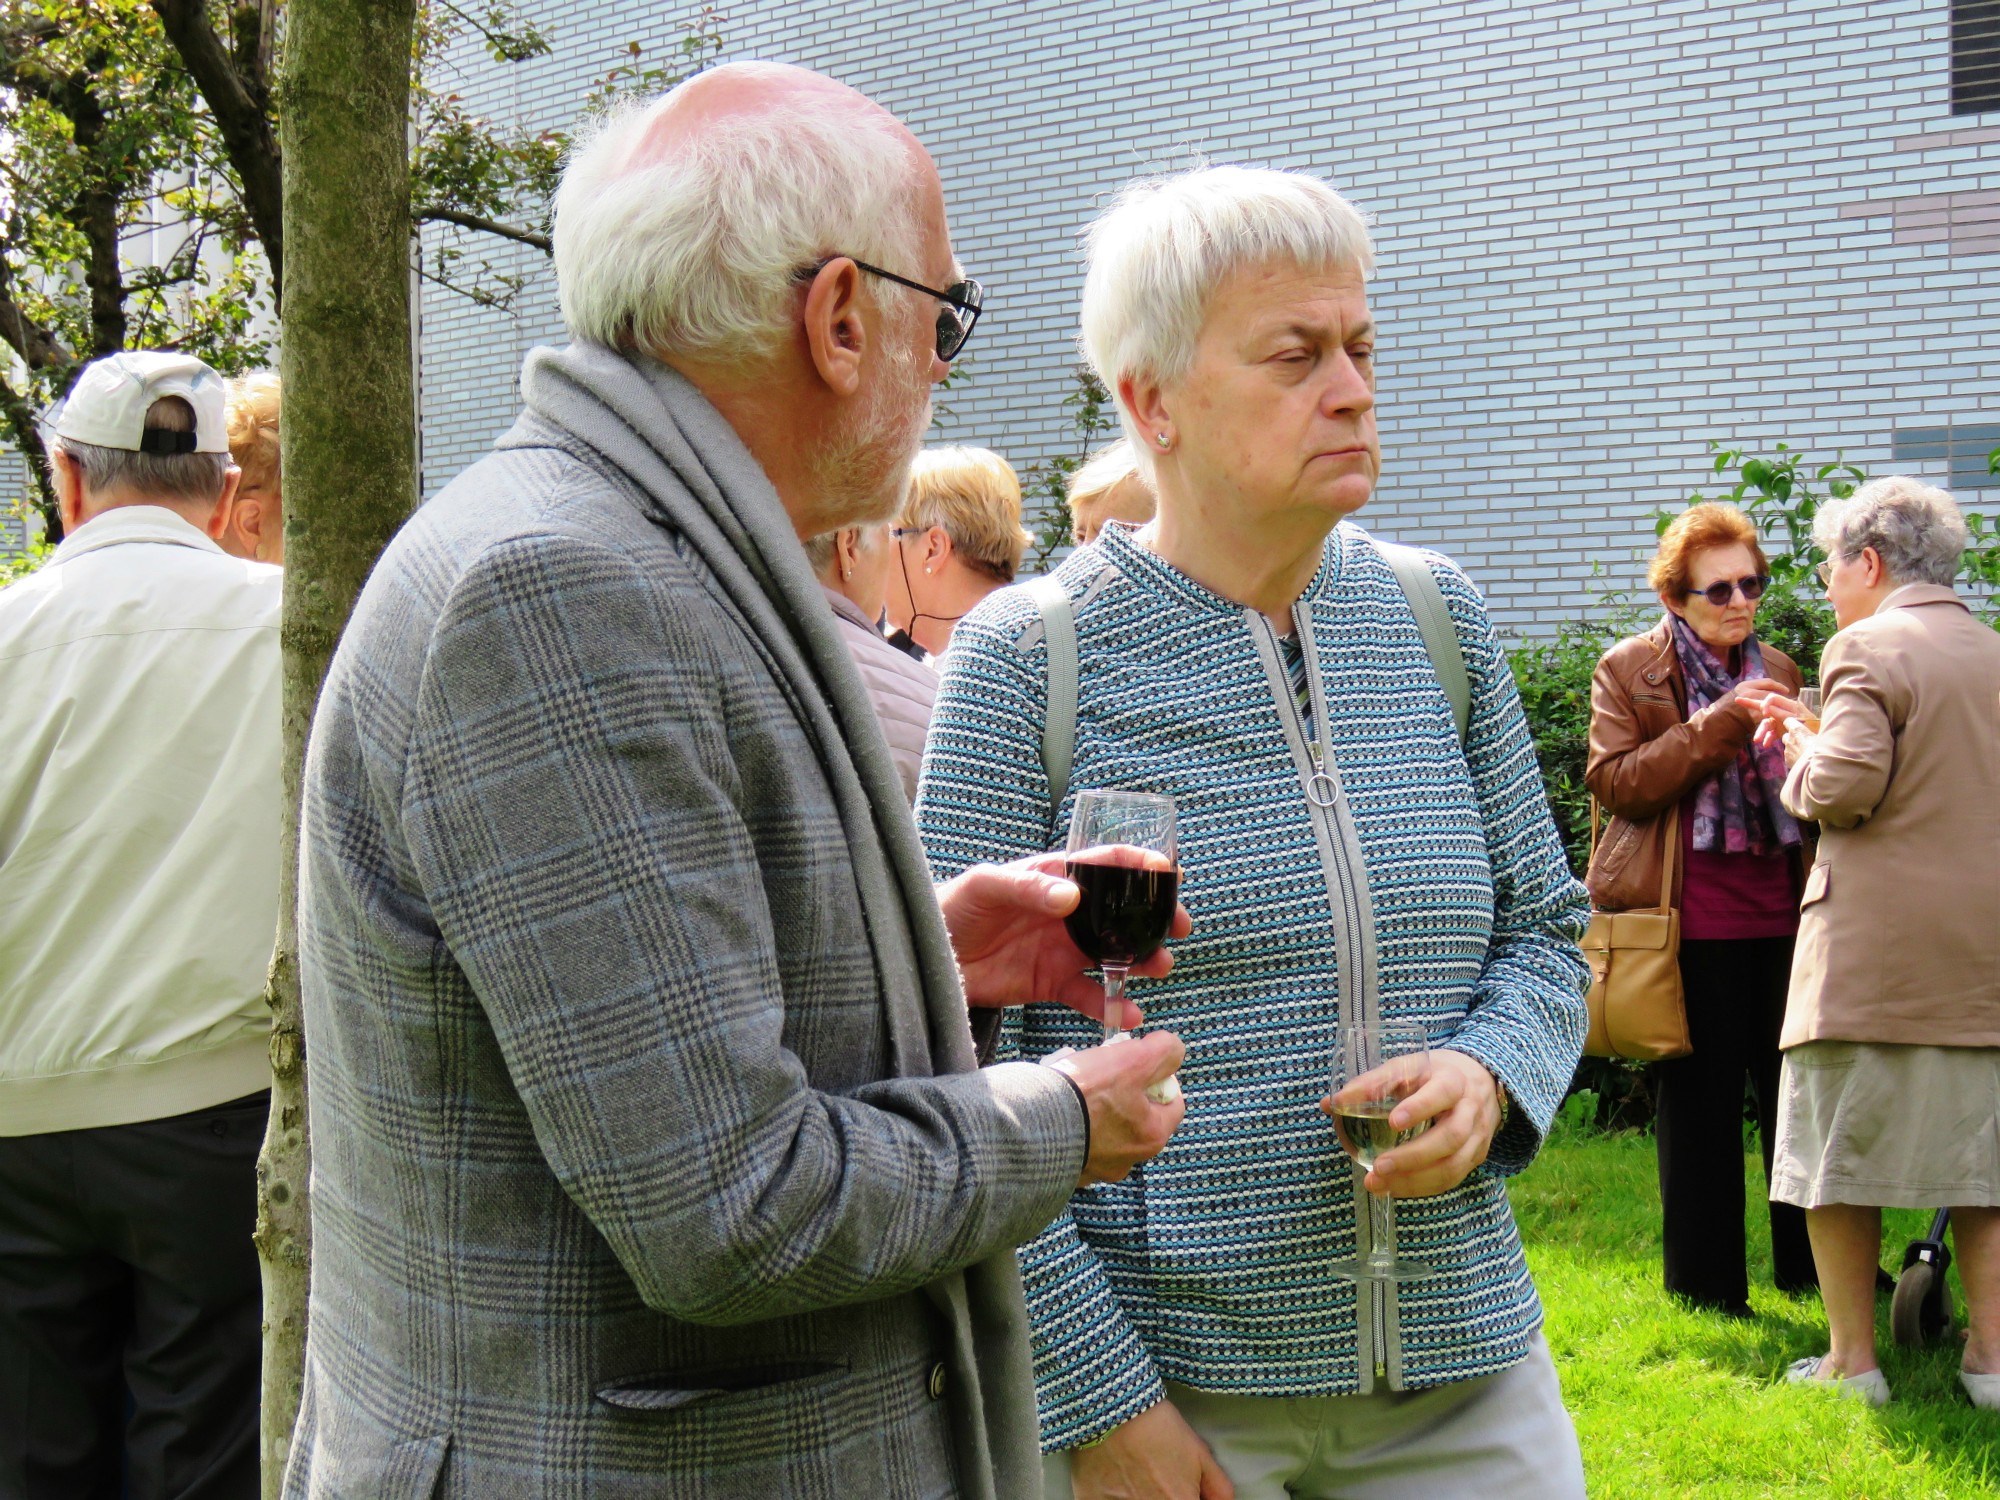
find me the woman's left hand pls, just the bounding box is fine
[1319,1049,1503,1198]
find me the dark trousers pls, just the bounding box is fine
[0,1093,267,1500]
[1654,937,1816,1307]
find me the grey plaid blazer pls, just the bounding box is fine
[284,346,1087,1499]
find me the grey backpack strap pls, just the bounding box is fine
[1378,540,1471,749]
[1026,575,1079,815]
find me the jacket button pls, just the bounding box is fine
[927,1363,947,1400]
[1644,671,1659,683]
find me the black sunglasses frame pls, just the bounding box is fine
[795,257,984,362]
[1685,574,1771,608]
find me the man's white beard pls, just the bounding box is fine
[812,333,931,532]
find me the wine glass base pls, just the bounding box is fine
[1329,1257,1437,1283]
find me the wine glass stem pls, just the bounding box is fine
[1102,965,1129,1043]
[1369,1188,1395,1274]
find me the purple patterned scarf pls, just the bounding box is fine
[1668,615,1803,856]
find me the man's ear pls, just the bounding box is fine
[203,467,244,543]
[801,259,868,399]
[52,448,86,533]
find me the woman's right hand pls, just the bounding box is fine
[1069,1399,1234,1500]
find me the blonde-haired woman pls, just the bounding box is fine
[887,445,1034,657]
[1066,438,1155,545]
[220,371,282,563]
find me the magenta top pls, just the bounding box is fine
[1679,794,1800,942]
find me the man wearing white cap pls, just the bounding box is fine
[0,351,280,1499]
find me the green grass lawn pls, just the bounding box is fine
[1511,1127,1999,1499]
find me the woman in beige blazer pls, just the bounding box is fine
[1744,477,2000,1412]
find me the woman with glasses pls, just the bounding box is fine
[1586,500,1817,1317]
[886,445,1035,658]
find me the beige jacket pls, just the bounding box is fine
[0,506,281,1133]
[1782,584,2000,1049]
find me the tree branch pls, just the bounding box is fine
[0,364,59,544]
[149,0,284,296]
[0,255,78,371]
[415,205,551,252]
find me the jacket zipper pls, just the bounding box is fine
[1244,605,1402,1393]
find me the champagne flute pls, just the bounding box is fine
[1064,790,1178,1044]
[1798,687,1822,733]
[1328,1020,1437,1283]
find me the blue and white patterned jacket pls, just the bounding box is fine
[915,520,1590,1449]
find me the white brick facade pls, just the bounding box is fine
[415,0,2000,631]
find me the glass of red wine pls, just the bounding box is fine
[1064,790,1179,1044]
[1328,1019,1437,1284]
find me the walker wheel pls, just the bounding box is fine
[1890,1261,1951,1347]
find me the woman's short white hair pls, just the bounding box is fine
[554,87,924,359]
[1079,165,1375,457]
[1813,476,1968,586]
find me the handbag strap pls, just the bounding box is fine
[1589,796,1680,911]
[1658,802,1680,911]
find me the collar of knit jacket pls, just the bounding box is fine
[1091,516,1346,621]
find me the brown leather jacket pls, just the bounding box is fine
[1583,618,1802,911]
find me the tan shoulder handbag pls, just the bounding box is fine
[1581,800,1691,1061]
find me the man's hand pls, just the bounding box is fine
[1048,1031,1186,1185]
[938,852,1191,1030]
[1322,1048,1502,1198]
[1068,1399,1234,1500]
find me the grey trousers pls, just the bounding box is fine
[1042,1333,1585,1500]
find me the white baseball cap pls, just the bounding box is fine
[53,351,230,455]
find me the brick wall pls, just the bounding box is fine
[415,0,2000,633]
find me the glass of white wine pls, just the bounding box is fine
[1328,1019,1437,1283]
[1798,687,1823,733]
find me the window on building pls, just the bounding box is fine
[1890,421,2000,489]
[1957,0,2000,114]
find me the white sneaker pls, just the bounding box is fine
[1786,1356,1891,1407]
[1962,1369,2000,1411]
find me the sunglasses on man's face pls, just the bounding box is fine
[794,258,985,363]
[1684,574,1770,608]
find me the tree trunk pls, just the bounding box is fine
[259,0,418,1490]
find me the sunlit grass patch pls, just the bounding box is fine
[1511,1128,1998,1498]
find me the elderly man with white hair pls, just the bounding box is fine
[285,62,1188,1500]
[918,166,1591,1499]
[1742,478,2000,1412]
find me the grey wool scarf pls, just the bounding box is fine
[518,338,972,1078]
[515,342,1045,1500]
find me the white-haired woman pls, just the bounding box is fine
[917,166,1590,1499]
[808,523,936,802]
[1741,478,2000,1411]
